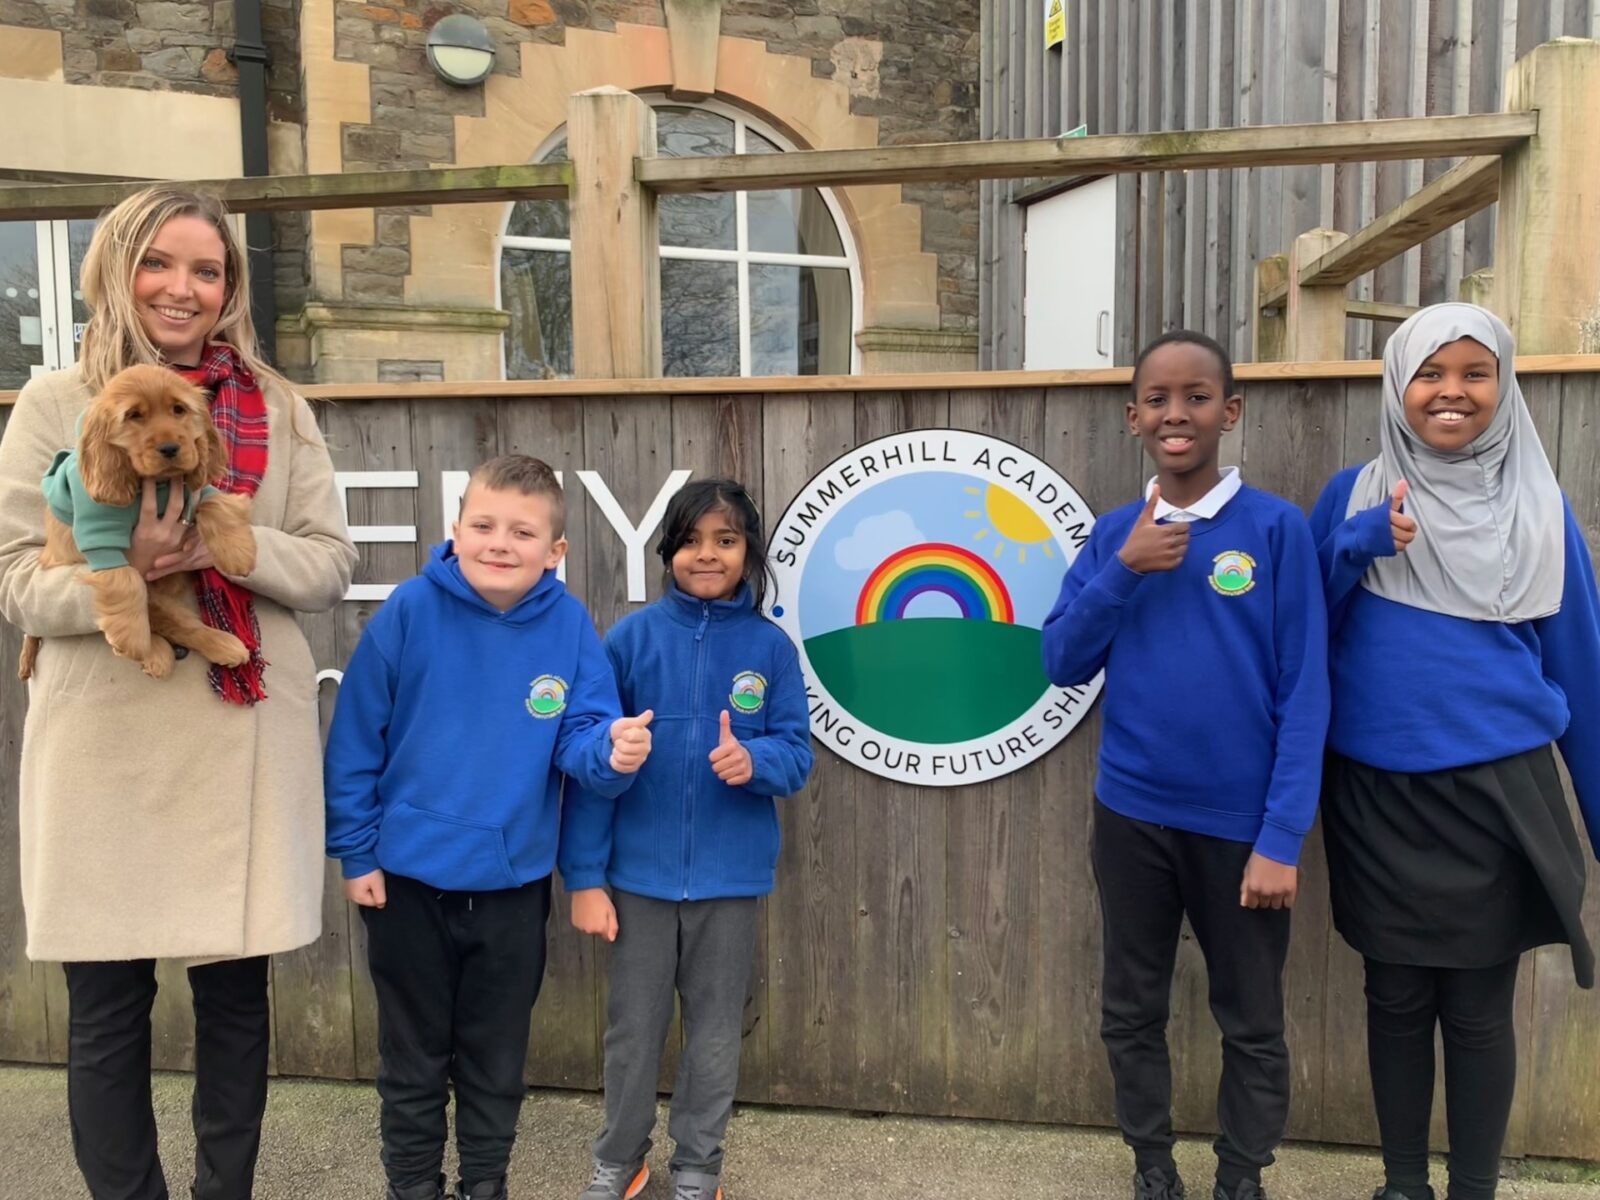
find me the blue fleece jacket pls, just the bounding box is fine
[324,542,629,892]
[1311,465,1600,857]
[559,583,815,901]
[1040,483,1330,865]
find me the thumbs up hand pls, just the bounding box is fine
[1389,480,1417,554]
[709,710,754,786]
[609,709,654,774]
[1116,485,1190,574]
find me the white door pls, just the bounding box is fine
[0,219,93,388]
[1023,176,1116,369]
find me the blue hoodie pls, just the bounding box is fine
[1040,484,1330,865]
[559,583,815,901]
[1311,465,1600,855]
[324,542,629,892]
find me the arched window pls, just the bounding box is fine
[499,99,860,379]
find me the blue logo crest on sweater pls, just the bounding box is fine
[730,671,767,713]
[1210,551,1257,596]
[526,674,568,718]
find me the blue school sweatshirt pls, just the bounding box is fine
[1040,484,1330,865]
[1311,466,1600,854]
[558,582,815,901]
[324,542,629,893]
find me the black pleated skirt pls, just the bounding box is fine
[1322,745,1594,988]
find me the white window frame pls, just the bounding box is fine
[9,220,79,380]
[496,94,864,378]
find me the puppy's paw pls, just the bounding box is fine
[205,632,250,668]
[142,637,176,679]
[197,494,257,577]
[104,622,152,663]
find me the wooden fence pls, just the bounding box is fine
[3,363,1599,1159]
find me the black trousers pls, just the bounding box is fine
[362,872,552,1193]
[1092,802,1292,1187]
[64,955,270,1200]
[1364,956,1521,1200]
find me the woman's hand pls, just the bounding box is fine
[126,478,193,578]
[146,526,217,580]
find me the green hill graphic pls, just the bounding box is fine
[804,618,1048,744]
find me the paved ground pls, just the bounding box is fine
[2,1065,1597,1199]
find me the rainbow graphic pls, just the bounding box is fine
[855,542,1015,626]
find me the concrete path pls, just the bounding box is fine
[2,1066,1596,1199]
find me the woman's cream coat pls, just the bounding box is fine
[0,366,356,961]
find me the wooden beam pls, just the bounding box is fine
[1346,299,1420,323]
[1285,228,1350,360]
[637,112,1537,192]
[1298,155,1501,288]
[568,87,661,379]
[1254,255,1289,361]
[0,163,573,221]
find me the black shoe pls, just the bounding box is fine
[387,1178,445,1200]
[454,1180,508,1200]
[1212,1181,1265,1200]
[1373,1188,1435,1200]
[1135,1167,1187,1200]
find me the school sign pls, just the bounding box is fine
[768,431,1100,786]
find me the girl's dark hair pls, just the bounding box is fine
[1132,329,1236,396]
[656,478,778,610]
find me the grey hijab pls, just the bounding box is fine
[1347,303,1564,623]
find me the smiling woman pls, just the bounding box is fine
[131,216,228,369]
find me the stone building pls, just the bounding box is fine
[0,0,979,385]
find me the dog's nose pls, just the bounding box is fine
[157,443,180,459]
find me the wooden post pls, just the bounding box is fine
[1493,38,1600,353]
[1284,228,1349,361]
[1459,268,1495,310]
[664,0,721,100]
[569,87,661,379]
[1253,255,1288,363]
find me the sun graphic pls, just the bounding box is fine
[963,484,1055,563]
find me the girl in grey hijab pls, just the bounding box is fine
[1310,303,1600,1200]
[1346,302,1564,621]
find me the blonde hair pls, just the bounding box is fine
[78,186,283,393]
[464,454,567,537]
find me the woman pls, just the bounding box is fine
[0,185,356,1199]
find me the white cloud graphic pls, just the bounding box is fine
[834,510,924,571]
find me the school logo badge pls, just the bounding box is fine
[1210,551,1257,596]
[768,431,1100,786]
[729,671,767,714]
[525,674,568,718]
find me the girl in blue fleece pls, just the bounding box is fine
[562,478,814,1200]
[1311,305,1600,1200]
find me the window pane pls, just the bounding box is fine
[508,135,570,239]
[657,107,735,250]
[0,222,46,389]
[744,127,843,257]
[66,219,95,351]
[501,247,572,379]
[662,259,737,377]
[750,264,852,376]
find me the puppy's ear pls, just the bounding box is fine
[191,413,230,492]
[78,396,139,508]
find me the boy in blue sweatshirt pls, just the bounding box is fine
[325,455,654,1200]
[1041,331,1329,1200]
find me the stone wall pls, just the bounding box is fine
[328,0,980,332]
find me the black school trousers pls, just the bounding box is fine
[1092,801,1293,1188]
[361,871,552,1194]
[64,955,270,1200]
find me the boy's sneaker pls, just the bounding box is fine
[1373,1188,1435,1200]
[1212,1181,1265,1200]
[387,1177,445,1200]
[578,1157,649,1200]
[1134,1167,1186,1200]
[672,1170,724,1200]
[454,1179,507,1200]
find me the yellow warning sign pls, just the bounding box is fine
[1045,0,1066,48]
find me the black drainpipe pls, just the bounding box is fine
[229,0,276,362]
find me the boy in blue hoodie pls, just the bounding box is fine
[1041,332,1329,1200]
[325,454,653,1200]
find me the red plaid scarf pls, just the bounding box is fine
[173,343,271,705]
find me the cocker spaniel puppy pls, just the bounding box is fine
[18,364,257,680]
